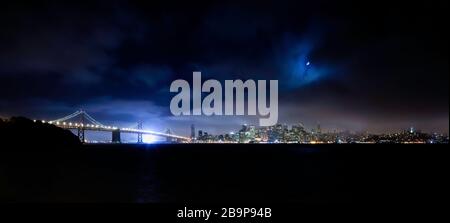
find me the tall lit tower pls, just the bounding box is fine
[191,124,195,139]
[137,122,143,143]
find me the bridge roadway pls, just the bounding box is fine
[36,110,191,143]
[37,120,190,143]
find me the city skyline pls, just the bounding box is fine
[2,112,448,144]
[3,115,446,144]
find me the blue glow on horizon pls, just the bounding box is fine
[143,134,163,143]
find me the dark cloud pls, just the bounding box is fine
[0,0,448,135]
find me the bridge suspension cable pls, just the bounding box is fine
[81,111,104,126]
[50,110,82,123]
[50,110,104,126]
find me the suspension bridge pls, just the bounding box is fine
[36,110,190,143]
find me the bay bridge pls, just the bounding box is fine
[36,110,190,143]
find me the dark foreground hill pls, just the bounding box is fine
[0,117,83,202]
[0,117,81,149]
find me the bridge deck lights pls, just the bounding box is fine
[45,110,189,142]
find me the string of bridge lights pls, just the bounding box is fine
[34,120,118,130]
[32,119,190,140]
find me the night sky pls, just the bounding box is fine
[0,0,448,136]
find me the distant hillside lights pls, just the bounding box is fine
[170,72,278,126]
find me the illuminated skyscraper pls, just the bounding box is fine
[191,124,195,139]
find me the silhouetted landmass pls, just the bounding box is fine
[0,117,84,202]
[0,117,81,149]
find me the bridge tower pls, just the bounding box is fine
[112,129,121,143]
[77,127,85,143]
[137,122,143,143]
[77,110,85,142]
[166,129,172,143]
